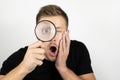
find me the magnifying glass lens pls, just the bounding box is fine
[35,20,56,42]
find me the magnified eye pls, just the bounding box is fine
[35,20,56,42]
[42,28,51,34]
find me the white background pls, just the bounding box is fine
[0,0,120,80]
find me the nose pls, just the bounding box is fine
[52,38,56,42]
[51,34,58,42]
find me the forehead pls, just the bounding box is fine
[39,16,67,29]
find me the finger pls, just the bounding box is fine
[35,59,43,66]
[62,33,66,51]
[65,31,70,49]
[29,41,42,48]
[59,39,63,53]
[30,48,45,55]
[34,54,45,61]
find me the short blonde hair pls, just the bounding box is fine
[36,5,68,27]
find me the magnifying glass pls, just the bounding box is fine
[34,20,57,42]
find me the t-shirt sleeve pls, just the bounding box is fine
[75,41,93,75]
[0,47,27,75]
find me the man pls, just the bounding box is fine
[0,5,96,80]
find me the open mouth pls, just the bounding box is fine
[50,46,57,53]
[49,46,57,57]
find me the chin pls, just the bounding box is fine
[46,55,57,62]
[45,43,58,62]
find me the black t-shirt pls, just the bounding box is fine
[0,40,93,80]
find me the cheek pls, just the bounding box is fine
[41,42,50,50]
[56,33,62,41]
[55,33,63,47]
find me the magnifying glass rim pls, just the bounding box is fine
[34,20,57,42]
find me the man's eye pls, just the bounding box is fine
[42,28,51,34]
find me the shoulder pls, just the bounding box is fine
[6,46,28,61]
[0,46,28,75]
[69,40,90,62]
[3,46,28,65]
[68,40,90,61]
[70,40,86,46]
[70,40,88,51]
[68,40,93,75]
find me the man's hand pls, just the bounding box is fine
[55,31,70,71]
[0,41,46,80]
[20,41,46,74]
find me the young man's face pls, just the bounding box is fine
[38,15,68,61]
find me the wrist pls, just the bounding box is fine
[18,62,31,75]
[17,64,28,77]
[56,66,68,73]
